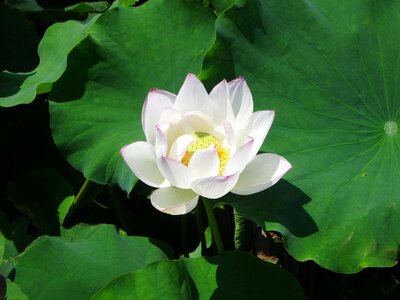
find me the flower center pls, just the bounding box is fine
[181,132,230,175]
[384,121,397,136]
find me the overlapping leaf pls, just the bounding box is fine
[49,0,216,192]
[216,0,400,273]
[14,224,170,299]
[93,251,305,299]
[0,14,99,107]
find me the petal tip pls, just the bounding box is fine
[119,146,126,156]
[186,73,199,81]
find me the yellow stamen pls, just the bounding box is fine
[181,132,230,176]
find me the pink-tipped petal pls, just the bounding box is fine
[174,73,212,115]
[151,187,199,215]
[142,89,175,144]
[223,137,254,176]
[240,110,275,160]
[157,156,190,189]
[231,153,292,195]
[188,146,220,182]
[209,79,235,124]
[228,77,254,128]
[191,172,240,199]
[121,142,169,188]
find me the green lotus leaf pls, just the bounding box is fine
[64,1,109,14]
[0,210,30,276]
[5,279,28,300]
[93,251,305,299]
[14,224,170,299]
[216,0,400,273]
[49,0,216,192]
[0,15,99,107]
[210,0,244,14]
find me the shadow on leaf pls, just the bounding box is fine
[206,251,305,299]
[217,180,318,238]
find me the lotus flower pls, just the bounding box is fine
[121,74,291,215]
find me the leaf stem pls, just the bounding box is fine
[180,213,190,257]
[233,209,254,251]
[196,199,207,254]
[63,178,93,226]
[202,197,224,254]
[107,186,132,235]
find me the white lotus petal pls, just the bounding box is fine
[174,73,211,115]
[223,137,254,176]
[158,156,190,189]
[155,124,169,157]
[228,77,253,128]
[142,89,175,144]
[191,172,240,199]
[120,142,169,188]
[240,110,275,159]
[232,153,292,195]
[181,111,215,134]
[169,134,196,161]
[121,73,291,213]
[157,119,186,153]
[223,121,236,152]
[209,79,234,124]
[188,146,220,182]
[151,187,199,215]
[159,107,182,125]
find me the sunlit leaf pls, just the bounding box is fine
[5,279,28,300]
[216,0,400,273]
[49,0,216,192]
[14,224,170,300]
[57,195,74,225]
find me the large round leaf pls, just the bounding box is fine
[14,224,170,299]
[49,0,216,192]
[5,279,28,300]
[93,251,305,299]
[216,0,400,273]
